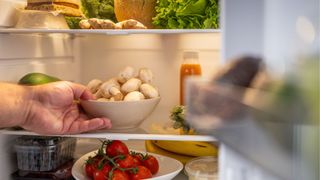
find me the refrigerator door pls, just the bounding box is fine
[188,0,319,179]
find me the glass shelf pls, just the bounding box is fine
[0,128,216,141]
[0,29,220,36]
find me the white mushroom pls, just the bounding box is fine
[100,79,123,100]
[124,91,145,101]
[140,83,159,99]
[94,89,104,99]
[97,98,109,102]
[139,68,153,84]
[87,79,103,94]
[118,66,136,84]
[121,78,142,94]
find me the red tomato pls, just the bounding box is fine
[106,140,129,158]
[115,154,136,168]
[129,166,152,180]
[131,154,142,167]
[85,163,96,178]
[93,164,112,180]
[141,155,159,175]
[85,156,103,178]
[111,169,130,180]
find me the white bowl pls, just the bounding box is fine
[80,97,160,130]
[72,149,183,180]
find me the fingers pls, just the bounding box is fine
[65,81,95,100]
[67,117,112,134]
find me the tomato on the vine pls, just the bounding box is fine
[93,164,112,180]
[141,154,159,175]
[106,140,129,157]
[85,156,103,178]
[111,169,130,180]
[85,163,96,178]
[131,153,142,167]
[115,154,136,168]
[129,165,152,180]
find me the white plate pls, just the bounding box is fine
[72,150,183,180]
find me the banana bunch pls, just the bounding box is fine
[145,140,218,164]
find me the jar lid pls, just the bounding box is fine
[185,156,218,179]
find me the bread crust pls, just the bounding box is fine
[27,0,80,6]
[26,4,82,17]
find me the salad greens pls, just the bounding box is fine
[153,0,219,29]
[81,0,116,22]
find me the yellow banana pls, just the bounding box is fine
[152,140,218,157]
[179,128,196,135]
[145,140,195,164]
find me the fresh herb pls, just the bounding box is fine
[170,105,191,133]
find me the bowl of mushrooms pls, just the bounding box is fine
[81,66,160,130]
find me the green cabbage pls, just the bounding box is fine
[153,0,219,29]
[81,0,116,22]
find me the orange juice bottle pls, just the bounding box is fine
[180,51,202,105]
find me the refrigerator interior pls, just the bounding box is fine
[0,32,221,178]
[0,0,318,179]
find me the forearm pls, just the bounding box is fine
[0,83,35,128]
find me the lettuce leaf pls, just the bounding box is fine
[153,0,219,29]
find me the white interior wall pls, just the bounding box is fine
[79,33,221,130]
[0,34,80,82]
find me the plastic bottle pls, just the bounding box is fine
[180,51,202,105]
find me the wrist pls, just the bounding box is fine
[18,85,37,127]
[0,83,36,128]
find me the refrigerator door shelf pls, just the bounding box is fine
[185,78,309,180]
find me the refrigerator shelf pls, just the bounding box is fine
[0,128,216,141]
[0,29,220,36]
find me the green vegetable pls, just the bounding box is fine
[81,0,116,22]
[153,0,219,29]
[19,73,60,86]
[170,105,191,133]
[65,16,84,29]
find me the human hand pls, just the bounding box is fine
[20,81,112,135]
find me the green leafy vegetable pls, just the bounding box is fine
[81,0,116,22]
[153,0,219,29]
[65,16,84,29]
[170,105,191,133]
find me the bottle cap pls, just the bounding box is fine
[183,51,199,60]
